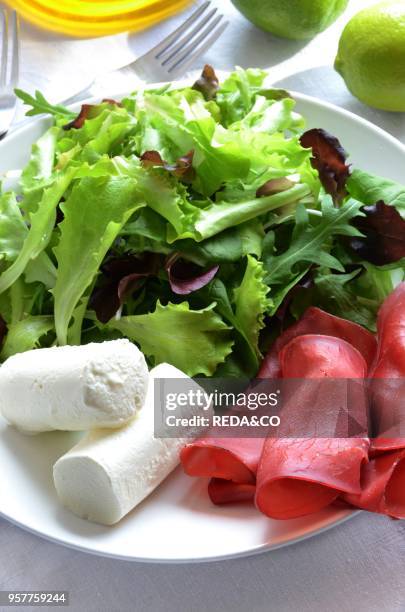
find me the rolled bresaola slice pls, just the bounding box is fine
[258,306,377,379]
[181,307,376,506]
[180,437,263,486]
[344,450,405,519]
[369,283,405,454]
[255,334,369,520]
[208,478,256,504]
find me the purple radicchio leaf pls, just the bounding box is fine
[300,128,350,203]
[63,104,95,130]
[350,201,405,265]
[165,253,219,295]
[0,314,7,351]
[90,253,161,324]
[192,64,220,101]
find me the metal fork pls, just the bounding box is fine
[0,9,19,139]
[62,1,228,105]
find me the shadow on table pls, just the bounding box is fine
[127,6,310,71]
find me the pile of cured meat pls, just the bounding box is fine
[180,282,405,520]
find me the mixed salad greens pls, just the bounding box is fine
[0,66,403,377]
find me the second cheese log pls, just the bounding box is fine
[0,339,148,433]
[53,363,202,525]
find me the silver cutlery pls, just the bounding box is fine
[0,8,19,139]
[62,1,228,106]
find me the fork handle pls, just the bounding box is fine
[60,66,146,107]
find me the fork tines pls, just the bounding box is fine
[149,1,228,77]
[0,9,19,93]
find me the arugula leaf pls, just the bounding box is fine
[53,173,145,344]
[105,301,234,376]
[233,255,270,358]
[0,315,54,360]
[264,196,363,285]
[198,278,257,375]
[15,89,75,119]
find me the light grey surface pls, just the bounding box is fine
[1,512,405,611]
[1,0,405,610]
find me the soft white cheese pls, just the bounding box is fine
[0,339,148,433]
[53,363,206,525]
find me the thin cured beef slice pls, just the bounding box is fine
[370,282,405,454]
[180,437,264,485]
[373,282,405,365]
[255,335,369,520]
[344,449,405,519]
[208,479,256,504]
[258,306,377,379]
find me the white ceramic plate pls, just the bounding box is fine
[0,84,404,563]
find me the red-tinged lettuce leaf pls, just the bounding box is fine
[63,104,95,130]
[0,314,7,351]
[63,99,123,130]
[91,253,161,323]
[256,177,295,198]
[300,128,350,202]
[192,64,220,101]
[101,98,123,107]
[140,150,195,182]
[350,201,405,265]
[165,253,219,295]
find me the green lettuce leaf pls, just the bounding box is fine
[105,301,233,376]
[0,315,54,360]
[348,169,405,216]
[233,255,270,358]
[0,192,27,263]
[0,167,77,296]
[168,183,311,243]
[216,67,279,126]
[53,173,145,344]
[21,127,59,191]
[230,96,305,135]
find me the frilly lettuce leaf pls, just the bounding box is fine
[0,167,77,296]
[0,192,27,264]
[1,315,54,360]
[52,171,145,344]
[168,183,312,243]
[105,301,234,377]
[216,67,286,126]
[233,255,271,358]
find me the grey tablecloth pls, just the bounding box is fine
[1,1,405,610]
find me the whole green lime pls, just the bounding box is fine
[335,1,405,112]
[230,0,348,40]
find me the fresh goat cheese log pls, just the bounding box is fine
[53,363,203,525]
[0,340,148,433]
